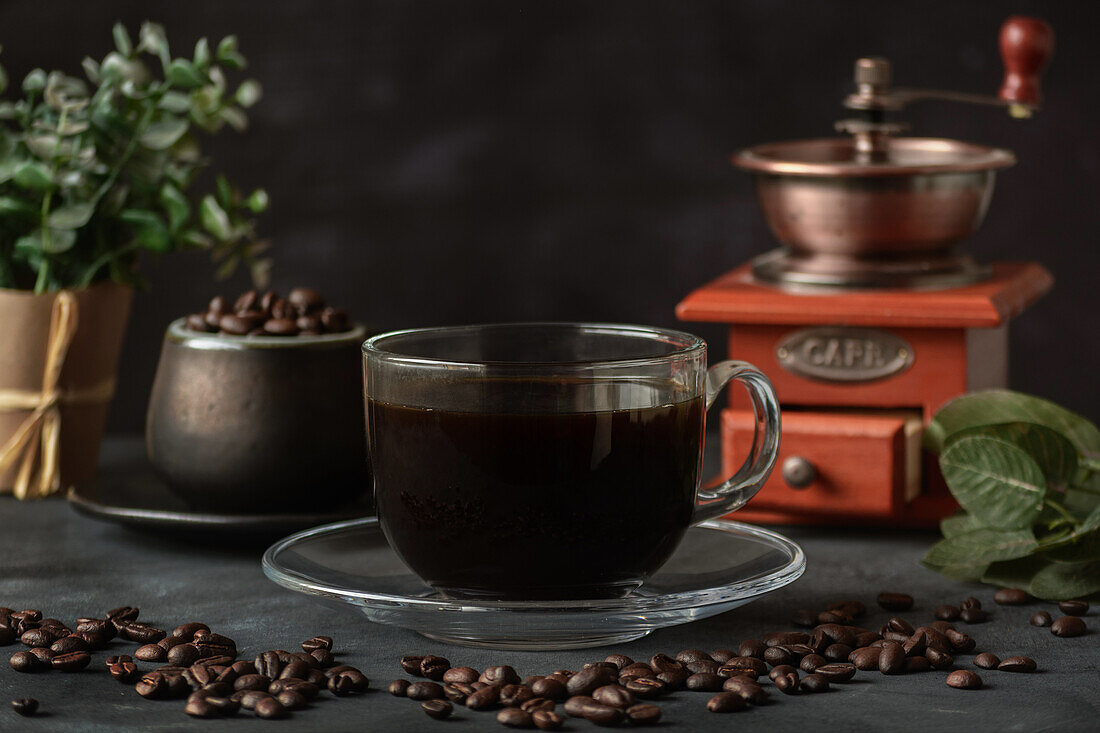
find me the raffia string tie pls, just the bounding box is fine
[0,292,116,500]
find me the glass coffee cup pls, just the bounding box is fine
[363,323,780,600]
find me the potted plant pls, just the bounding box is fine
[0,22,269,499]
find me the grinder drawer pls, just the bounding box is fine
[721,408,923,519]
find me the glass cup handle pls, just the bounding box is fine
[693,360,781,524]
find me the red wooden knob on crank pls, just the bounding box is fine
[998,16,1054,107]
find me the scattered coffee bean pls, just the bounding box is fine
[443,666,479,684]
[800,654,826,673]
[879,642,905,675]
[623,677,666,699]
[974,652,1000,669]
[935,605,961,621]
[706,691,747,712]
[482,665,522,686]
[51,651,91,672]
[814,663,857,682]
[254,697,289,719]
[960,596,981,610]
[531,677,567,700]
[925,648,954,670]
[122,622,166,644]
[1059,600,1089,616]
[467,684,502,710]
[737,639,766,659]
[801,673,830,693]
[498,707,533,727]
[946,670,982,690]
[791,609,818,627]
[685,673,724,692]
[110,660,140,682]
[625,703,661,725]
[849,647,879,671]
[945,629,976,653]
[188,288,354,335]
[136,643,168,663]
[173,622,210,640]
[422,699,453,720]
[502,683,536,707]
[532,709,565,730]
[565,665,615,696]
[721,676,768,704]
[389,679,410,697]
[960,607,989,624]
[301,635,333,653]
[521,698,555,714]
[994,588,1031,605]
[1030,611,1053,627]
[997,656,1037,672]
[1051,616,1087,637]
[774,671,800,695]
[710,649,736,664]
[877,592,914,611]
[11,697,39,716]
[420,655,451,680]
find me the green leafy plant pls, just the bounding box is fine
[0,21,269,293]
[922,390,1100,600]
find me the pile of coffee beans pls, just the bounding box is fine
[1,604,367,720]
[383,590,1089,727]
[184,287,353,336]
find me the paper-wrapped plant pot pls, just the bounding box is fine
[0,283,133,497]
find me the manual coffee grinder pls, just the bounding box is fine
[677,16,1054,526]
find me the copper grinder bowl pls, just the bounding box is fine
[733,137,1015,260]
[145,320,370,513]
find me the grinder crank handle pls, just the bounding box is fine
[998,16,1054,110]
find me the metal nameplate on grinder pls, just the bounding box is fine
[776,327,914,383]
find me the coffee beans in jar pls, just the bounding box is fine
[185,287,354,337]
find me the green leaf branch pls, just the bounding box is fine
[922,390,1100,601]
[0,21,269,292]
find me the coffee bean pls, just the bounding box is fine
[440,666,477,684]
[721,676,768,704]
[110,660,140,682]
[135,643,167,663]
[707,691,747,712]
[829,600,867,618]
[423,699,453,720]
[624,703,661,725]
[20,627,58,648]
[945,629,976,653]
[531,677,566,700]
[254,697,289,719]
[467,684,502,710]
[498,707,533,727]
[51,650,90,672]
[814,663,857,682]
[854,630,882,647]
[502,683,536,707]
[902,632,926,658]
[235,674,272,692]
[564,695,595,717]
[905,657,931,673]
[623,677,666,699]
[935,605,961,621]
[50,635,88,654]
[419,655,450,680]
[925,648,954,670]
[763,631,810,647]
[329,668,369,696]
[775,671,800,695]
[193,631,236,659]
[849,646,879,671]
[136,672,170,699]
[122,622,166,644]
[710,649,736,664]
[879,642,905,675]
[321,307,350,332]
[566,665,616,696]
[960,607,989,624]
[763,646,795,667]
[185,695,221,718]
[270,678,320,700]
[168,643,200,667]
[685,672,724,692]
[519,694,553,714]
[234,290,259,313]
[973,652,999,669]
[407,682,444,701]
[946,670,982,689]
[581,701,625,726]
[171,622,209,640]
[299,635,332,653]
[998,656,1037,672]
[815,623,858,648]
[233,690,271,710]
[288,287,325,312]
[817,610,851,625]
[719,656,767,677]
[1030,611,1053,627]
[824,643,853,662]
[482,665,522,686]
[802,672,830,693]
[11,697,38,716]
[800,653,826,673]
[768,664,796,681]
[29,647,54,665]
[532,709,565,730]
[960,596,981,610]
[1051,616,1087,637]
[279,659,310,681]
[737,639,766,659]
[993,588,1031,605]
[1059,600,1089,616]
[788,608,817,627]
[877,592,914,611]
[11,653,38,675]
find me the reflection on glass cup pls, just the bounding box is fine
[364,323,780,600]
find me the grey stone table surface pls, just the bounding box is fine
[1,438,1097,732]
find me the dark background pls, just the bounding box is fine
[1,0,1096,431]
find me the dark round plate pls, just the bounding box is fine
[68,472,373,536]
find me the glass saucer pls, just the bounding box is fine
[262,517,805,650]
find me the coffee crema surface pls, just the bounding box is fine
[369,396,703,600]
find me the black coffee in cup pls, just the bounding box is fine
[369,396,703,600]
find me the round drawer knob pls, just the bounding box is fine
[782,456,816,489]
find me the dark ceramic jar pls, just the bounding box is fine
[146,319,369,513]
